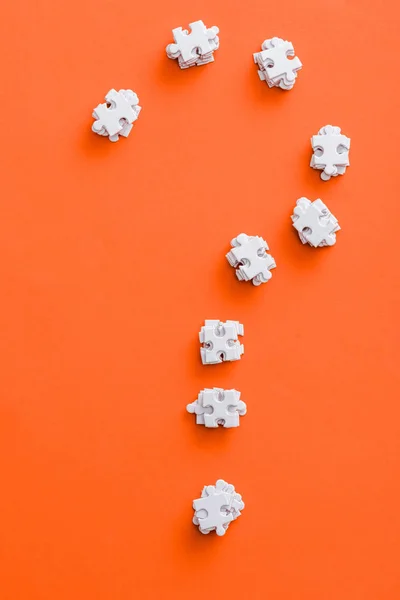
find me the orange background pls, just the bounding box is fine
[1,0,399,598]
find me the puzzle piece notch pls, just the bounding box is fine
[166,20,219,67]
[226,233,276,286]
[199,320,244,365]
[92,89,141,141]
[193,480,245,535]
[291,198,340,247]
[254,37,302,90]
[310,125,350,180]
[186,388,247,428]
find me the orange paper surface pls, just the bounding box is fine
[0,1,399,598]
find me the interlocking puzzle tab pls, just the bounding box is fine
[199,320,244,365]
[92,89,141,142]
[226,233,276,286]
[193,479,245,536]
[187,388,247,428]
[166,20,219,69]
[253,37,302,90]
[310,125,351,181]
[291,198,340,247]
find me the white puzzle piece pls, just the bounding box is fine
[193,493,233,536]
[186,388,247,428]
[192,479,245,536]
[199,320,244,365]
[226,233,276,286]
[254,37,302,90]
[200,481,244,519]
[202,388,246,428]
[92,89,141,141]
[166,20,219,68]
[310,125,350,180]
[291,198,340,247]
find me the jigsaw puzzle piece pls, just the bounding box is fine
[192,480,245,536]
[167,20,219,63]
[260,37,302,82]
[201,388,247,428]
[199,320,244,364]
[187,389,246,427]
[310,124,350,180]
[227,233,276,286]
[193,492,233,536]
[292,198,340,247]
[203,481,245,519]
[166,20,219,68]
[254,37,302,90]
[92,89,141,140]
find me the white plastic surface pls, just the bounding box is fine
[310,125,350,180]
[226,233,276,286]
[199,320,244,365]
[166,20,219,69]
[192,479,245,536]
[186,388,247,428]
[254,37,302,90]
[92,89,141,141]
[291,198,340,247]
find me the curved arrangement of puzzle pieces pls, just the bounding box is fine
[89,18,352,537]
